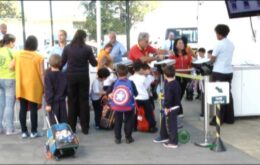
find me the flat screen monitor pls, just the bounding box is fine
[225,0,260,18]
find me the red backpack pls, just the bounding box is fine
[136,104,149,132]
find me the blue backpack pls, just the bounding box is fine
[110,79,135,112]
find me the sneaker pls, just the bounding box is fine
[82,129,89,135]
[115,139,121,144]
[149,127,158,133]
[153,136,169,143]
[178,114,184,118]
[21,132,29,139]
[30,132,43,138]
[163,142,178,149]
[6,129,20,136]
[95,125,100,130]
[177,123,183,129]
[126,137,134,144]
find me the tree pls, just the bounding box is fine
[0,1,21,19]
[79,1,159,40]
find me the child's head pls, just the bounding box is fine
[198,47,206,58]
[133,60,144,74]
[142,63,151,75]
[116,64,128,78]
[207,49,213,58]
[104,43,113,53]
[163,65,176,80]
[49,54,62,69]
[97,67,110,81]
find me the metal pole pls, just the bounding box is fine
[125,0,130,51]
[210,104,226,152]
[195,75,212,147]
[49,0,54,46]
[20,0,26,45]
[96,0,101,53]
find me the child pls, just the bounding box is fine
[108,64,138,144]
[129,60,158,133]
[197,47,206,59]
[100,56,117,91]
[142,63,155,110]
[45,54,68,125]
[90,68,110,129]
[153,65,181,149]
[207,49,213,59]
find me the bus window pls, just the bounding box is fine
[165,28,198,44]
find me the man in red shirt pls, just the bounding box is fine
[129,32,171,63]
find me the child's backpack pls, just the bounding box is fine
[136,104,150,132]
[110,79,135,111]
[100,95,115,129]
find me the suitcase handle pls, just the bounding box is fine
[45,111,59,128]
[169,106,180,112]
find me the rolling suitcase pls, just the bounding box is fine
[45,113,79,161]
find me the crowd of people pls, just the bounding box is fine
[0,22,235,149]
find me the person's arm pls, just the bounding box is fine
[44,72,54,108]
[119,43,127,57]
[61,46,68,70]
[106,81,115,94]
[139,56,158,63]
[210,44,220,64]
[88,46,98,67]
[9,51,17,70]
[130,81,138,97]
[40,58,45,87]
[164,84,179,109]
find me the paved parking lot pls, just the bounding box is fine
[0,99,259,164]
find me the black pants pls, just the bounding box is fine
[67,74,90,133]
[176,77,189,115]
[48,101,68,125]
[160,110,178,145]
[114,110,134,140]
[19,98,38,133]
[136,100,156,128]
[92,99,102,127]
[212,72,235,124]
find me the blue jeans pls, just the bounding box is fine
[0,79,16,132]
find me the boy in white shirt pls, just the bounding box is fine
[129,60,158,133]
[90,68,110,129]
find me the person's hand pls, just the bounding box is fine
[164,108,170,116]
[168,50,174,55]
[108,93,113,99]
[156,54,164,61]
[46,105,51,112]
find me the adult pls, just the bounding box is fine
[210,24,235,125]
[162,32,175,51]
[97,43,113,69]
[0,34,16,135]
[11,35,44,138]
[169,38,192,117]
[107,32,126,63]
[0,23,7,40]
[61,29,97,134]
[129,32,170,63]
[48,30,68,71]
[181,35,196,59]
